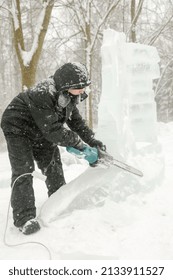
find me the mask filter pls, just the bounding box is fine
[58,92,71,108]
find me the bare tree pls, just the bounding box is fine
[127,0,145,42]
[1,0,173,127]
[63,0,122,129]
[7,0,54,89]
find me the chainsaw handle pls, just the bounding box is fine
[66,146,98,164]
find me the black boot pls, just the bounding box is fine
[19,219,41,235]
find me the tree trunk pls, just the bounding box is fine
[131,0,136,42]
[85,2,93,129]
[129,0,144,42]
[12,0,54,89]
[21,64,37,89]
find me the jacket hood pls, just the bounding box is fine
[53,62,91,92]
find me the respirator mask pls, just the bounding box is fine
[58,91,88,108]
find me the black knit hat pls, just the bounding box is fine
[53,62,91,91]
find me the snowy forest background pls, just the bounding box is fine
[0,0,173,141]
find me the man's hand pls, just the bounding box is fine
[88,138,106,152]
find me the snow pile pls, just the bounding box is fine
[32,123,173,259]
[0,122,173,260]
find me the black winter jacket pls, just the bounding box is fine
[1,77,94,147]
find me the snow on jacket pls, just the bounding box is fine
[1,77,94,147]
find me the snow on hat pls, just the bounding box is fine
[53,62,91,91]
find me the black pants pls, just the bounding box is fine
[5,136,66,227]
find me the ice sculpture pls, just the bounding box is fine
[96,29,160,159]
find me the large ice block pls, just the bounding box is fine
[96,29,160,158]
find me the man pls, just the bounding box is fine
[1,62,105,235]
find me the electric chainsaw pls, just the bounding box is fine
[66,146,143,177]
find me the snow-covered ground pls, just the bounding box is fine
[0,122,173,261]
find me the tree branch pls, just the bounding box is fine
[146,13,173,45]
[55,31,81,48]
[28,0,54,67]
[126,0,145,40]
[155,57,173,97]
[90,0,122,51]
[11,0,25,68]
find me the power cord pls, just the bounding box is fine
[3,171,52,260]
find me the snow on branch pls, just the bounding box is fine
[146,13,173,46]
[20,5,47,67]
[11,0,19,30]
